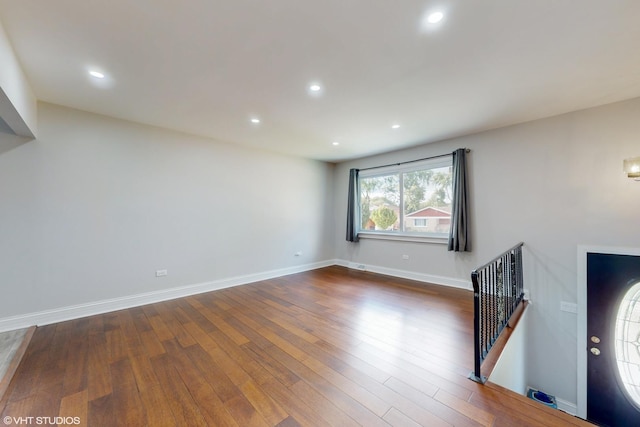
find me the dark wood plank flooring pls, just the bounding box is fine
[0,266,591,426]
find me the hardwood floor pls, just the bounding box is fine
[0,266,591,426]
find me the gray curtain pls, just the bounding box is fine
[448,149,470,252]
[346,168,359,242]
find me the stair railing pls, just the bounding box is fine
[469,242,525,384]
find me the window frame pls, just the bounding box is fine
[357,156,452,243]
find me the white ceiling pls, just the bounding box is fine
[1,1,639,162]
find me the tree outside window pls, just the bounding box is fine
[358,158,452,237]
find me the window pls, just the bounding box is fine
[615,281,640,408]
[358,157,452,239]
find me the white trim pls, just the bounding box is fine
[490,305,530,395]
[556,397,578,416]
[0,260,335,333]
[335,259,472,290]
[0,258,469,333]
[358,232,448,245]
[576,244,640,420]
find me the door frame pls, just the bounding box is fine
[577,244,640,420]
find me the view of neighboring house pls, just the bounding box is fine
[359,162,453,234]
[405,206,451,233]
[363,205,451,233]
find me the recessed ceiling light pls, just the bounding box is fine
[250,117,261,124]
[391,124,401,129]
[427,12,444,24]
[332,141,340,146]
[308,83,324,96]
[89,70,105,79]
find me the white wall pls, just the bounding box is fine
[0,103,334,322]
[333,97,640,405]
[489,307,529,395]
[0,18,36,137]
[3,92,640,408]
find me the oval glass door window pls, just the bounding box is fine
[615,281,640,408]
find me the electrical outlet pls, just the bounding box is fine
[402,254,409,260]
[294,251,302,257]
[156,269,168,277]
[560,301,577,313]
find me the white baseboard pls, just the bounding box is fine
[556,397,577,416]
[335,259,472,290]
[0,260,335,333]
[0,259,468,333]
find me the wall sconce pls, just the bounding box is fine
[623,157,640,180]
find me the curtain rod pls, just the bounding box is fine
[357,148,470,172]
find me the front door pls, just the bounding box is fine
[587,252,640,426]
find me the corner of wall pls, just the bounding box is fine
[0,19,37,138]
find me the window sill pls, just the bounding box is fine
[357,231,448,245]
